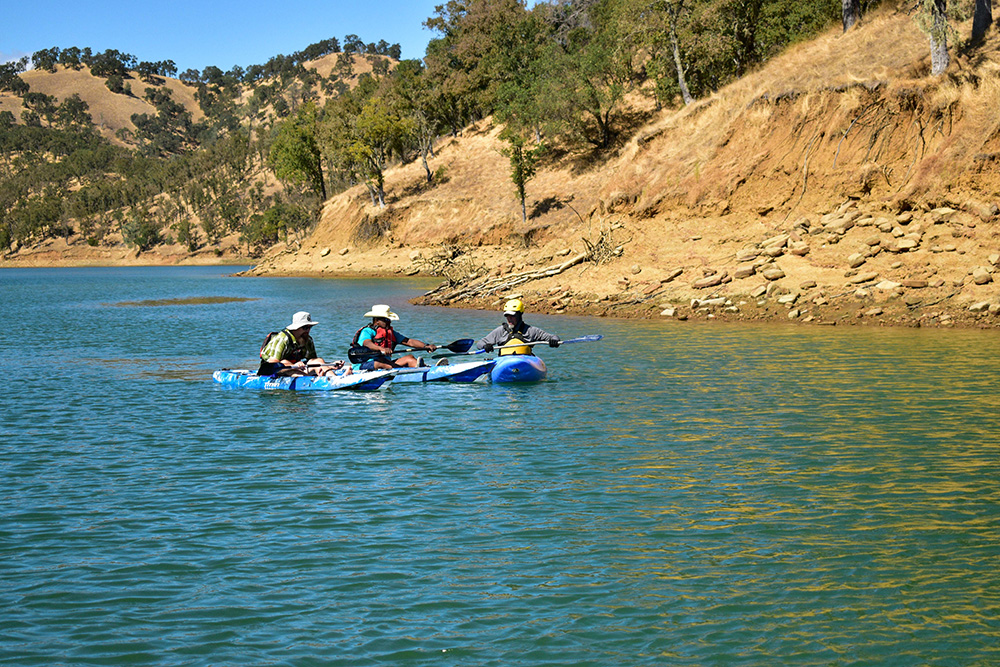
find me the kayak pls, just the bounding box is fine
[391,359,495,384]
[213,368,395,391]
[490,355,547,383]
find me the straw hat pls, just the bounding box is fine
[364,304,399,321]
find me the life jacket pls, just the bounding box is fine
[351,323,398,352]
[259,329,308,362]
[499,322,532,356]
[500,337,532,356]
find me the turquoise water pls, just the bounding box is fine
[2,266,999,665]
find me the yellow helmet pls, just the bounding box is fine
[500,337,532,356]
[503,298,525,315]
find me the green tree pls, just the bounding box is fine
[386,60,447,183]
[56,94,92,129]
[22,92,59,126]
[32,47,61,72]
[499,131,545,224]
[543,8,635,149]
[351,97,416,207]
[121,208,162,252]
[269,103,327,200]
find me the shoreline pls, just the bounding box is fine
[7,238,998,331]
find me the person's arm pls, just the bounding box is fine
[476,327,504,352]
[262,332,298,366]
[354,328,390,356]
[400,337,438,352]
[525,325,560,346]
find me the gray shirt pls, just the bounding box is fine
[476,321,559,350]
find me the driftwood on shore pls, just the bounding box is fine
[422,251,591,303]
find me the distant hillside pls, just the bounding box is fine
[0,38,401,260]
[0,52,386,146]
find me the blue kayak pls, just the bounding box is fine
[213,369,395,391]
[490,355,547,383]
[391,359,495,384]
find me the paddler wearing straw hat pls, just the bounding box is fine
[351,304,438,370]
[476,298,560,355]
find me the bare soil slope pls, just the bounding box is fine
[253,5,1000,328]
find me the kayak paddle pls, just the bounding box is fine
[348,338,475,364]
[433,334,603,358]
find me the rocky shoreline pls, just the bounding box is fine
[408,201,1000,329]
[5,201,999,330]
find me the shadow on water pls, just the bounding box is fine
[106,296,259,307]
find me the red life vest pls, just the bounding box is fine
[351,324,398,351]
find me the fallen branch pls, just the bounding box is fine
[424,252,592,302]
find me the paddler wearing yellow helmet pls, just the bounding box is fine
[475,298,561,356]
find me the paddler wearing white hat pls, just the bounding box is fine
[258,310,350,377]
[350,305,439,370]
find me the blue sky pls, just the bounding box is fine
[1,0,445,70]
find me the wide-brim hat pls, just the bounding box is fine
[288,311,318,329]
[364,304,399,321]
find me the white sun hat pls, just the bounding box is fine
[288,311,319,329]
[364,304,399,321]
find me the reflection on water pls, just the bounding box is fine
[1,268,999,665]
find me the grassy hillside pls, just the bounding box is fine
[253,5,1000,327]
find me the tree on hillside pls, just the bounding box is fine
[0,60,29,95]
[386,60,447,183]
[22,93,59,127]
[500,131,545,225]
[618,0,694,106]
[350,97,416,208]
[57,94,92,129]
[843,0,861,31]
[972,0,993,42]
[179,68,201,85]
[483,8,554,136]
[269,103,327,200]
[424,0,532,119]
[32,47,61,72]
[137,61,163,83]
[543,5,635,149]
[131,88,195,156]
[59,47,84,69]
[89,49,136,77]
[916,0,950,75]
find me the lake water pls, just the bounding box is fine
[2,266,999,665]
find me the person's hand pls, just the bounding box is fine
[484,343,494,353]
[380,347,392,355]
[427,344,438,352]
[549,340,560,348]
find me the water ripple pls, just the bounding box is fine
[2,270,999,665]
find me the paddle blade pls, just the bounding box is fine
[445,338,475,353]
[347,346,381,364]
[562,334,603,344]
